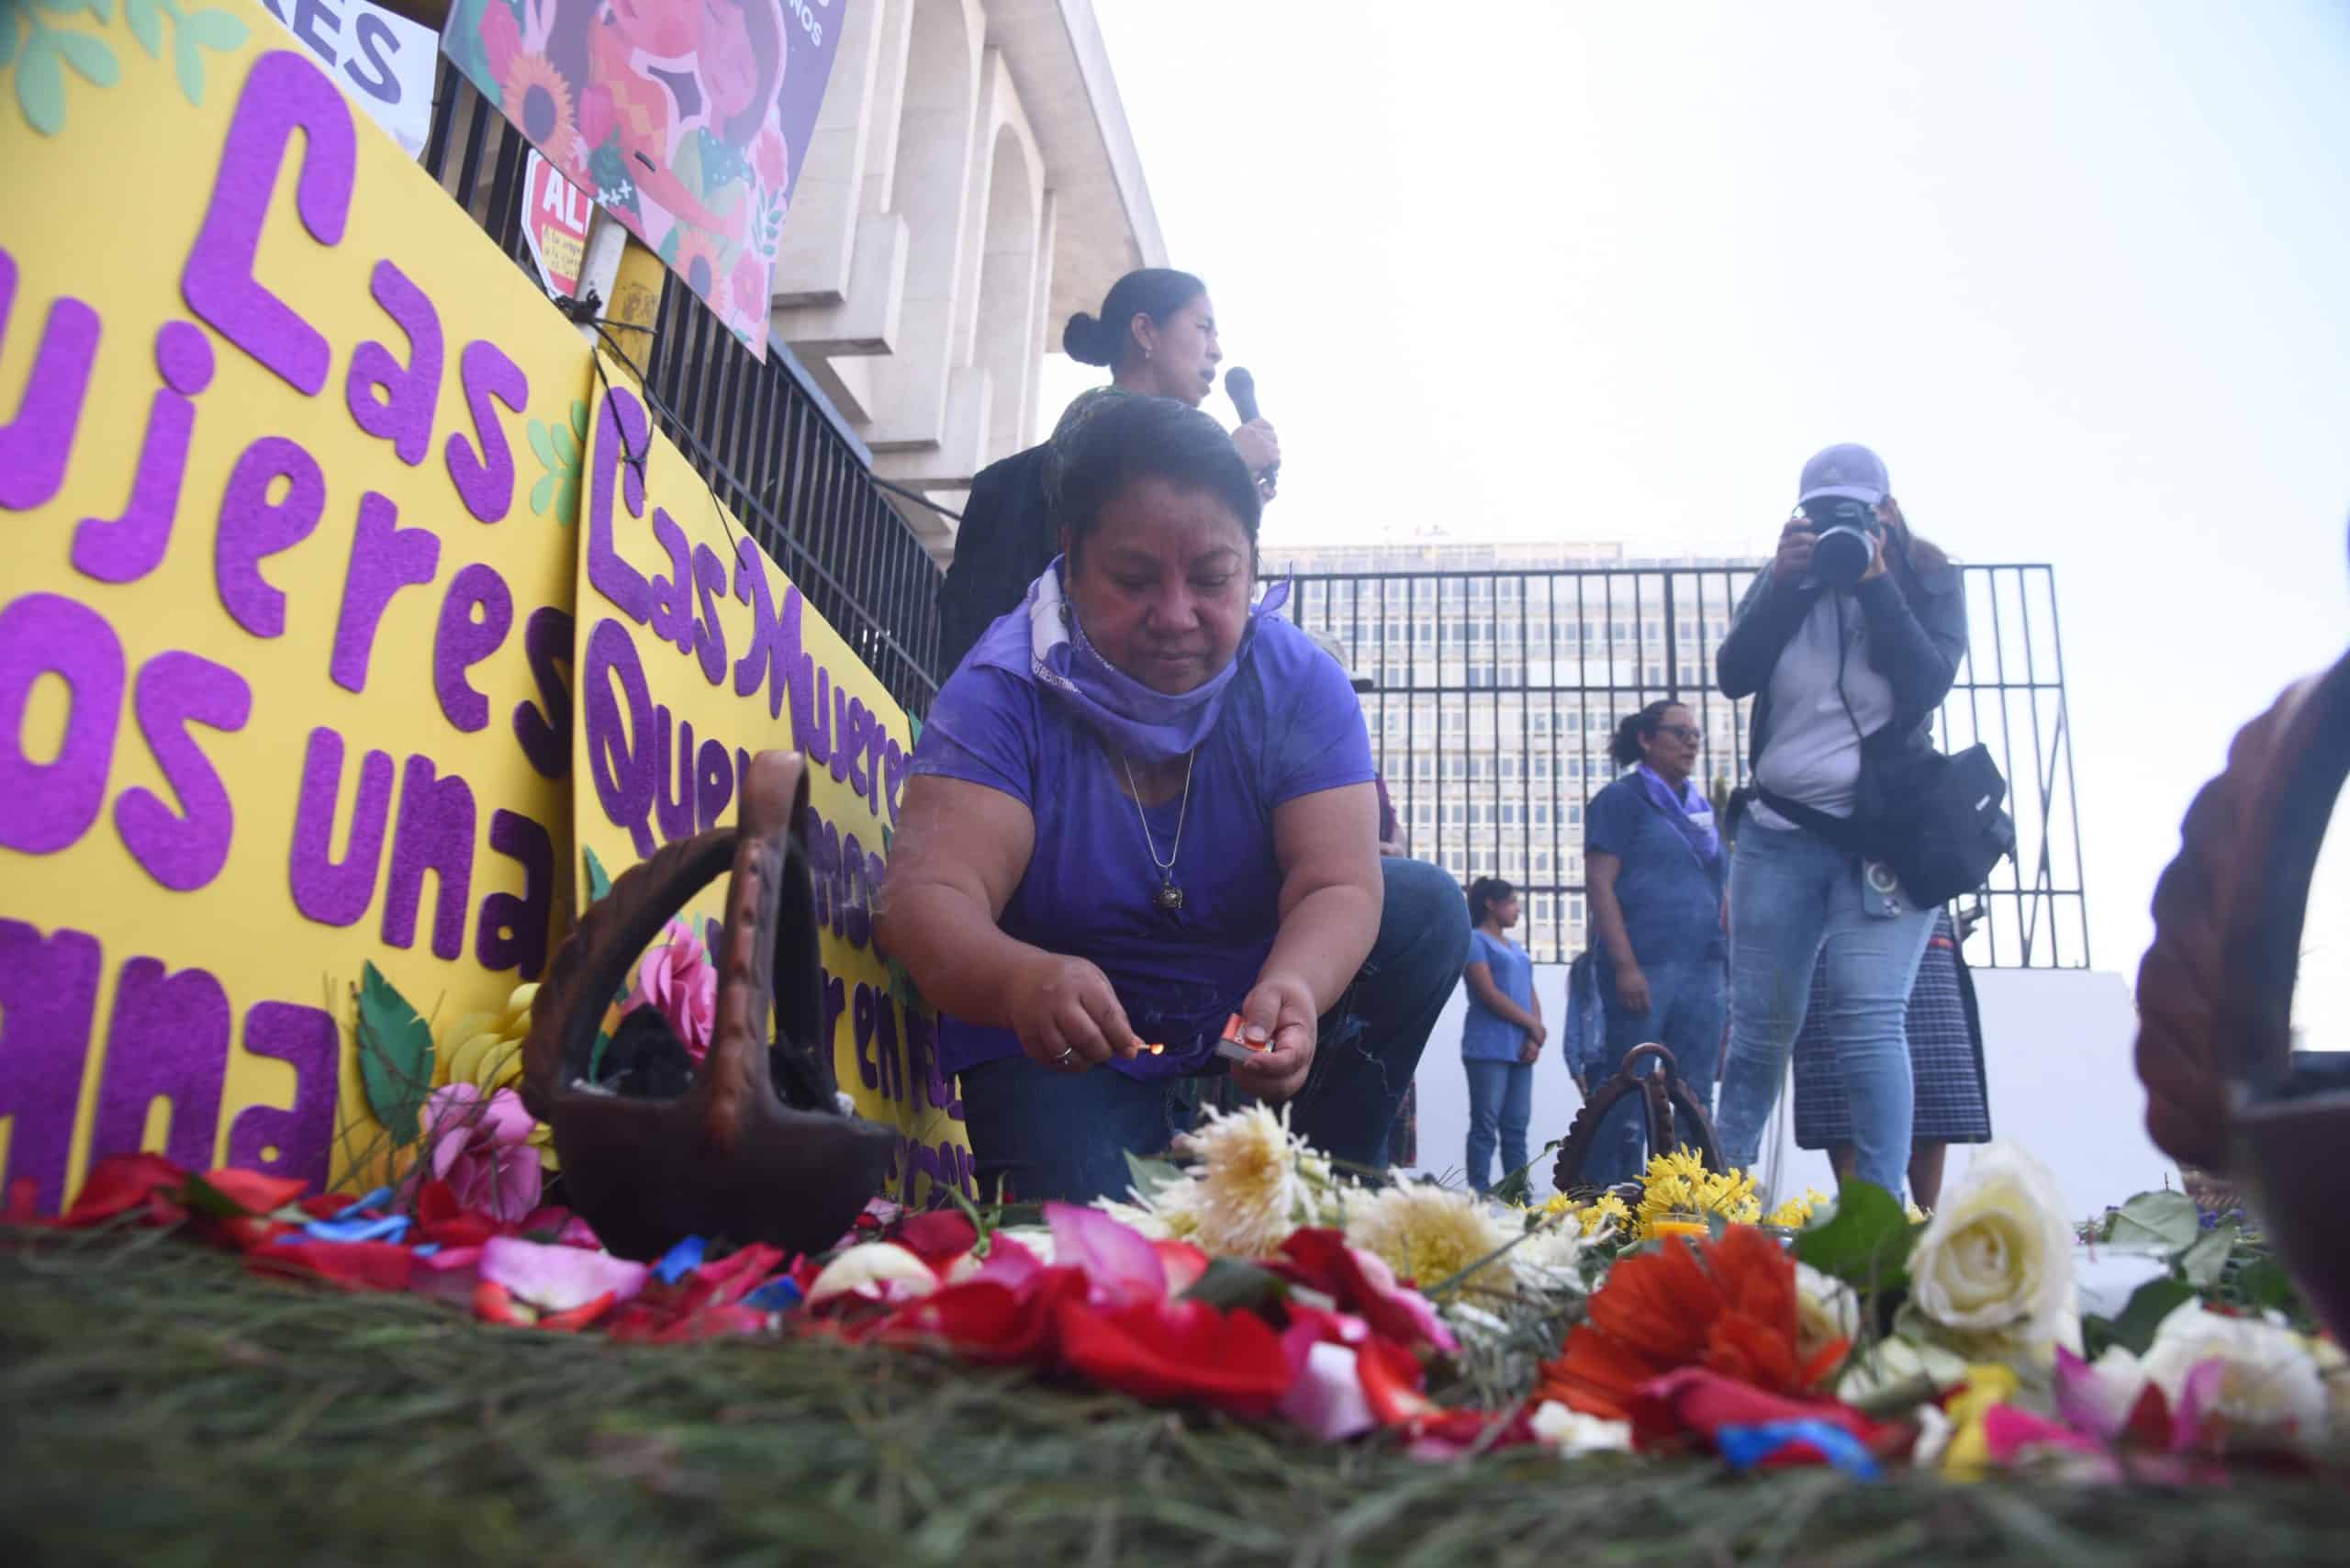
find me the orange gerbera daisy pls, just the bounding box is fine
[500,53,579,170]
[1534,1225,1847,1439]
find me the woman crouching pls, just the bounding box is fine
[878,396,1469,1202]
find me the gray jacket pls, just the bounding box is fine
[1716,547,1968,834]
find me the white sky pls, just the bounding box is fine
[1039,0,2350,1025]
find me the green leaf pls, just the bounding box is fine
[15,34,67,135]
[0,9,20,70]
[2102,1276,2197,1356]
[1179,1258,1286,1314]
[1122,1150,1183,1204]
[355,962,435,1145]
[551,422,578,467]
[31,0,106,19]
[568,399,589,444]
[2103,1190,2201,1256]
[2230,1254,2305,1317]
[170,30,202,104]
[2178,1222,2238,1288]
[583,846,613,904]
[50,23,117,84]
[181,7,246,50]
[529,472,554,517]
[528,419,559,469]
[587,1028,613,1083]
[122,0,160,57]
[1792,1179,1917,1293]
[175,1172,252,1221]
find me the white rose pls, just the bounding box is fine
[1530,1400,1634,1457]
[2142,1301,2328,1439]
[1908,1141,2075,1345]
[1796,1262,1861,1365]
[806,1241,937,1305]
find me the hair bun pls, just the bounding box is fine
[1062,311,1112,366]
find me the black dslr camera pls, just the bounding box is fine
[1802,496,1882,589]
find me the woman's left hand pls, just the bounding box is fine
[1232,970,1317,1100]
[1518,1040,1540,1065]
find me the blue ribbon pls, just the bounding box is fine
[302,1213,412,1245]
[654,1235,709,1284]
[741,1276,803,1314]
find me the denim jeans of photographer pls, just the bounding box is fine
[1713,822,1937,1196]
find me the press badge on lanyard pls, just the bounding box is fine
[1861,859,1909,920]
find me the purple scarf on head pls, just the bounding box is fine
[968,558,1292,763]
[1636,764,1720,866]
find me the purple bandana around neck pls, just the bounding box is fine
[969,558,1292,763]
[1637,763,1721,866]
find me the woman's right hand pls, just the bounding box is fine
[1613,965,1652,1017]
[1010,952,1141,1071]
[1232,419,1280,477]
[1770,516,1818,584]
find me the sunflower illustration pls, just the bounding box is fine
[499,52,579,170]
[673,228,731,316]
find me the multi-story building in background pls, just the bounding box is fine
[1273,537,1768,961]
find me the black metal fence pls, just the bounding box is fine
[420,63,944,715]
[1286,564,2087,970]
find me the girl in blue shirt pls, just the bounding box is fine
[1460,877,1543,1193]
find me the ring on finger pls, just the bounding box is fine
[1052,1046,1079,1066]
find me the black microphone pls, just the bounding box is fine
[1225,367,1279,486]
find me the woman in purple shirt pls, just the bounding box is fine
[878,397,1470,1203]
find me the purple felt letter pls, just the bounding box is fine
[444,340,528,523]
[330,490,441,693]
[512,606,572,781]
[653,709,696,845]
[225,1001,338,1192]
[432,563,514,734]
[115,650,252,891]
[73,322,215,584]
[381,753,475,960]
[181,50,356,395]
[0,249,102,513]
[343,259,442,465]
[476,809,554,980]
[646,509,696,655]
[91,958,231,1172]
[213,434,326,638]
[0,593,124,855]
[695,737,733,831]
[691,543,729,688]
[287,724,392,926]
[585,386,651,622]
[582,617,655,857]
[0,920,103,1215]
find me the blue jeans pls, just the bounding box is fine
[1462,1059,1534,1193]
[1586,957,1726,1188]
[960,857,1471,1203]
[1714,823,1937,1195]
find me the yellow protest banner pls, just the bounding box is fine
[2,0,964,1216]
[569,365,974,1204]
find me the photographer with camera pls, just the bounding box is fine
[1710,444,1971,1200]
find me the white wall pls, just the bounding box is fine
[1402,965,2173,1215]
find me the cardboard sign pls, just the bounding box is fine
[259,0,437,159]
[570,367,972,1204]
[520,151,593,302]
[0,8,968,1213]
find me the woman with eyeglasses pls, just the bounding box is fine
[1579,700,1729,1187]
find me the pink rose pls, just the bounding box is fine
[415,1083,542,1224]
[753,127,790,196]
[576,85,615,155]
[625,919,717,1062]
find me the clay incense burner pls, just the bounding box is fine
[519,751,897,1261]
[1550,1042,1724,1195]
[2138,638,2350,1338]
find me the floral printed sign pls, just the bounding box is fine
[441,0,845,359]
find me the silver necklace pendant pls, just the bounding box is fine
[1154,880,1184,913]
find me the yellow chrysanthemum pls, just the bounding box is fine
[1170,1103,1312,1259]
[436,983,554,1170]
[1633,1148,1760,1240]
[1346,1182,1514,1294]
[1767,1188,1833,1229]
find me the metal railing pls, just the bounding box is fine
[420,63,943,715]
[1285,564,2088,969]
